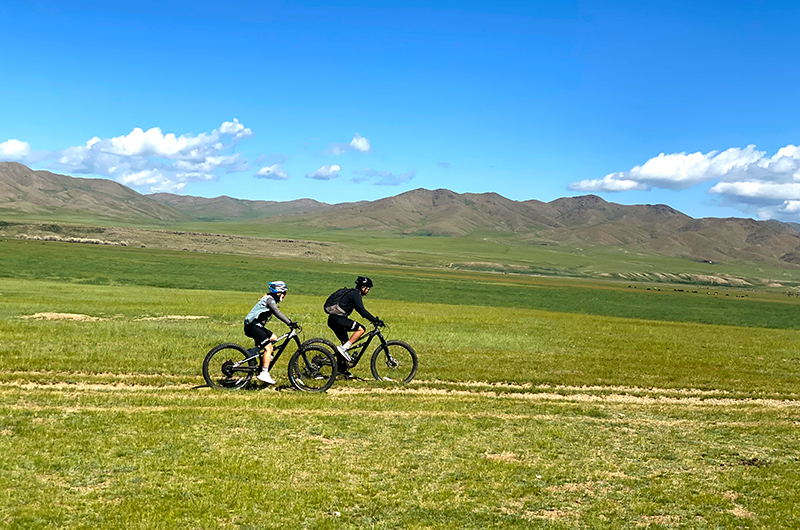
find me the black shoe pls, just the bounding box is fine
[339,370,356,380]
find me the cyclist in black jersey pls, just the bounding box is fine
[325,276,382,378]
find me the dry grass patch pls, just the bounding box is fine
[547,482,596,495]
[19,312,105,321]
[135,315,209,321]
[527,508,573,521]
[729,505,756,519]
[483,450,521,463]
[637,514,681,526]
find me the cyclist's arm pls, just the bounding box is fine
[351,293,378,323]
[266,298,292,326]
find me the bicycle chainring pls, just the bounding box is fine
[221,360,235,377]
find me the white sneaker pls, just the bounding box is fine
[336,345,352,362]
[256,369,276,384]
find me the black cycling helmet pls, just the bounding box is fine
[355,276,373,289]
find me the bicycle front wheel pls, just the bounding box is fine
[301,337,338,353]
[202,343,256,390]
[371,340,418,383]
[288,345,338,392]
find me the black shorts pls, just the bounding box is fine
[327,314,364,343]
[244,322,274,350]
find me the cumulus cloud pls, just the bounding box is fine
[328,133,371,155]
[570,145,767,192]
[568,174,647,192]
[349,133,371,153]
[569,143,800,220]
[254,164,290,180]
[3,119,254,193]
[306,164,341,180]
[353,167,415,186]
[0,139,32,161]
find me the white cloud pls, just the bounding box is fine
[306,164,341,180]
[353,167,415,186]
[0,139,31,161]
[100,119,251,160]
[349,133,371,153]
[708,181,800,201]
[570,143,800,220]
[571,146,767,193]
[6,120,254,193]
[328,133,371,155]
[568,174,648,192]
[255,164,290,180]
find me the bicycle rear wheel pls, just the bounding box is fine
[371,340,418,383]
[202,343,256,390]
[287,345,338,392]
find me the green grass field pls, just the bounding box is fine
[1,240,799,528]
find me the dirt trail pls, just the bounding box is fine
[1,372,798,408]
[328,386,800,407]
[18,313,208,321]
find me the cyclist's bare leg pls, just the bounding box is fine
[348,326,365,346]
[262,333,277,369]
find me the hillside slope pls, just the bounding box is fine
[148,193,340,220]
[3,163,800,266]
[264,188,800,265]
[274,188,563,235]
[0,162,189,223]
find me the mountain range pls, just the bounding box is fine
[2,161,800,266]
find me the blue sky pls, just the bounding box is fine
[1,0,799,221]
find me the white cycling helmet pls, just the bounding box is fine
[268,281,288,294]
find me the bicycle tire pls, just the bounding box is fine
[287,344,338,392]
[202,343,256,390]
[301,337,338,354]
[303,336,352,372]
[370,340,418,383]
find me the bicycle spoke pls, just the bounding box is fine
[288,345,337,392]
[202,343,256,390]
[370,341,418,383]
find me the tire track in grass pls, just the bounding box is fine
[328,386,800,408]
[0,400,795,430]
[4,370,798,400]
[424,379,778,398]
[1,374,799,408]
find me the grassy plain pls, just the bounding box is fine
[184,220,800,283]
[5,218,800,287]
[1,240,800,527]
[2,239,800,331]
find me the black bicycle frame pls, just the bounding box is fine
[345,326,388,367]
[233,329,303,374]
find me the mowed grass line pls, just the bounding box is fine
[1,385,798,528]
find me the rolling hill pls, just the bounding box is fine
[3,162,800,267]
[148,193,346,221]
[0,162,188,223]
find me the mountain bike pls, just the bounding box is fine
[202,325,338,392]
[303,321,418,383]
